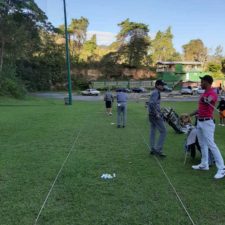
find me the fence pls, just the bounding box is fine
[92,80,177,89]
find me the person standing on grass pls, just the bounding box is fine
[190,75,225,179]
[116,89,128,128]
[217,96,225,126]
[104,89,114,115]
[148,80,167,157]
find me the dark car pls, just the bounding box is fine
[132,87,147,93]
[116,88,132,93]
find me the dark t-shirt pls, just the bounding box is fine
[217,100,225,111]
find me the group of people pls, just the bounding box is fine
[104,89,127,128]
[149,75,225,179]
[104,75,225,179]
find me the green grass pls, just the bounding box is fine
[0,97,225,225]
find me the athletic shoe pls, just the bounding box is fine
[222,124,225,126]
[150,150,156,155]
[214,169,225,179]
[109,112,112,116]
[192,164,209,170]
[218,124,222,126]
[158,152,166,157]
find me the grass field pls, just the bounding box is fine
[0,97,225,225]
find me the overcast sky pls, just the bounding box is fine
[35,0,225,54]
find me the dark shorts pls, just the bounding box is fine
[105,101,112,108]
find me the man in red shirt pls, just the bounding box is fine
[190,75,225,179]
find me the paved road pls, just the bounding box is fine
[31,91,200,102]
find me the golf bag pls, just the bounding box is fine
[161,107,184,133]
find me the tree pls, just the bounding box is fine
[100,52,122,80]
[182,39,207,62]
[80,34,97,62]
[69,17,89,56]
[16,31,65,91]
[221,59,225,74]
[0,0,48,71]
[214,45,223,58]
[116,19,150,67]
[151,27,178,64]
[207,62,224,79]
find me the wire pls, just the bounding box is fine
[134,122,197,225]
[33,128,82,225]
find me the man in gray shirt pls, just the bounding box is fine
[116,90,128,128]
[104,89,114,115]
[148,80,167,157]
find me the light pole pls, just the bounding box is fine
[63,0,72,105]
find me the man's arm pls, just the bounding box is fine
[189,109,198,117]
[148,91,160,118]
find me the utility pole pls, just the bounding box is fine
[63,0,72,105]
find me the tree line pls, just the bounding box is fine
[0,0,224,98]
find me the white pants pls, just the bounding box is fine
[197,120,224,170]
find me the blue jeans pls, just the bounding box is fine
[149,116,167,153]
[117,103,127,126]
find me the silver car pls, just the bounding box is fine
[181,87,193,95]
[81,89,100,96]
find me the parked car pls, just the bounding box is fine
[181,87,193,95]
[115,88,132,93]
[197,87,205,94]
[163,85,172,92]
[192,86,199,94]
[132,87,147,93]
[81,89,100,96]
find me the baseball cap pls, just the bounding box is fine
[155,79,167,86]
[199,75,213,84]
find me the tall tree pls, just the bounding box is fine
[214,45,223,58]
[151,27,178,64]
[80,34,97,62]
[212,45,224,64]
[117,19,150,67]
[182,39,207,62]
[69,17,89,56]
[221,58,225,74]
[0,0,48,71]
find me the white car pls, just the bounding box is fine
[181,87,193,95]
[192,86,198,94]
[197,87,205,94]
[81,89,100,96]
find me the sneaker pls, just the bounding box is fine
[192,164,209,170]
[109,112,112,116]
[150,150,156,155]
[214,169,225,179]
[222,124,225,126]
[158,152,166,157]
[218,124,222,126]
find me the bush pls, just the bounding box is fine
[0,65,26,98]
[0,77,26,98]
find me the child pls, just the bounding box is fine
[217,96,225,126]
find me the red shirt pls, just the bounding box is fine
[198,88,218,118]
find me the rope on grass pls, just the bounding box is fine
[136,125,197,225]
[33,129,82,225]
